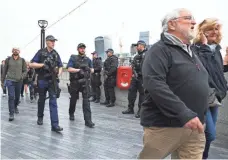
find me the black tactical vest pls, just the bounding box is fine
[69,54,90,81]
[132,50,146,75]
[36,48,58,79]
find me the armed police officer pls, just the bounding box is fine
[67,43,95,128]
[122,40,146,118]
[29,35,63,132]
[90,51,102,103]
[100,49,118,107]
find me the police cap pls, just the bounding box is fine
[105,48,114,53]
[77,43,86,49]
[46,35,58,41]
[134,40,146,46]
[91,51,98,55]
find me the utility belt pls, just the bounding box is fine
[37,72,59,83]
[70,77,89,85]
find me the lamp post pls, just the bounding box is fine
[38,20,48,49]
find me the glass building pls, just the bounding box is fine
[139,31,150,45]
[94,36,112,61]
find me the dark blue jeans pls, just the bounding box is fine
[203,106,219,159]
[6,80,22,115]
[37,80,59,128]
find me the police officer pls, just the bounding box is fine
[29,35,63,132]
[90,51,102,103]
[67,43,95,128]
[100,49,118,107]
[122,40,146,118]
[27,65,36,102]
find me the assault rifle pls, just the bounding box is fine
[43,56,61,99]
[78,64,91,97]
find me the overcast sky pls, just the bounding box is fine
[1,0,226,62]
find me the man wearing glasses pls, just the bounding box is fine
[138,8,209,159]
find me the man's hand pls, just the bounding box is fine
[75,69,80,73]
[184,117,204,133]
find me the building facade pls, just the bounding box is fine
[94,36,112,61]
[139,31,150,45]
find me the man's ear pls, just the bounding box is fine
[168,21,176,31]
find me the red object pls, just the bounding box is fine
[116,66,132,90]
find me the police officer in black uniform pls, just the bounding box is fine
[67,43,95,128]
[29,35,63,132]
[27,66,36,102]
[90,51,102,103]
[100,49,118,107]
[122,40,146,118]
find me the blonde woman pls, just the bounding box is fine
[193,18,228,159]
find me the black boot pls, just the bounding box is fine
[30,96,34,103]
[106,102,115,107]
[94,99,100,103]
[69,114,75,121]
[52,126,63,132]
[85,121,95,128]
[122,108,134,114]
[135,109,140,118]
[100,100,109,105]
[9,114,14,121]
[37,117,43,125]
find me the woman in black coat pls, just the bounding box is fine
[193,18,228,159]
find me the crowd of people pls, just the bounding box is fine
[1,7,228,159]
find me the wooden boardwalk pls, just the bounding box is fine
[1,93,228,159]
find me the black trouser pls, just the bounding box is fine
[28,81,35,100]
[91,73,101,100]
[21,79,28,95]
[128,77,144,110]
[103,76,116,103]
[21,84,24,95]
[2,83,7,94]
[69,81,92,123]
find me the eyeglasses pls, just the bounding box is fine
[172,16,195,21]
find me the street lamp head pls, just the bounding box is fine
[38,20,48,28]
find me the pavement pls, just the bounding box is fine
[1,93,228,159]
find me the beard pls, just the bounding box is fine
[13,53,19,56]
[176,25,194,42]
[79,51,85,55]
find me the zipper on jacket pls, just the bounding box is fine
[175,45,201,71]
[196,64,200,71]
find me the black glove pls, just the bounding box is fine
[80,64,90,72]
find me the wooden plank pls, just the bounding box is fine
[1,93,228,159]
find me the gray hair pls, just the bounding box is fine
[161,8,188,32]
